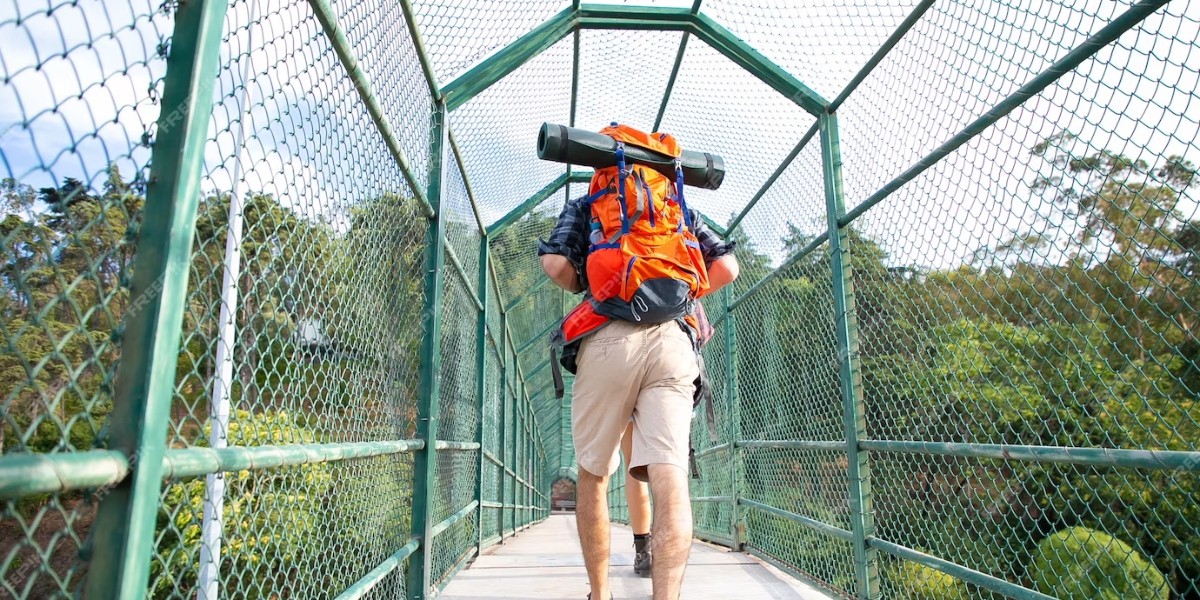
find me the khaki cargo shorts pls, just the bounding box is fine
[571,319,698,482]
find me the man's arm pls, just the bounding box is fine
[706,254,739,294]
[541,254,583,294]
[537,199,589,294]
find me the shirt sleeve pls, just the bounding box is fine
[688,209,736,266]
[536,199,589,271]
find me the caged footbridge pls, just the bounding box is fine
[1,0,1199,598]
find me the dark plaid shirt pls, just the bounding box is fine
[537,196,735,289]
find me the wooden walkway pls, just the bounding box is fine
[440,515,835,600]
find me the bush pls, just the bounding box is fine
[891,560,967,600]
[1029,527,1168,600]
[150,410,331,600]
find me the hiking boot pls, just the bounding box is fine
[633,534,652,578]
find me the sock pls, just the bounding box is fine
[633,533,649,541]
[634,533,650,552]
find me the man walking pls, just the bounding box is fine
[538,123,739,600]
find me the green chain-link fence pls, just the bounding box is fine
[2,0,1198,599]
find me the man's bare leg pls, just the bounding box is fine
[621,425,652,534]
[576,467,611,599]
[647,463,692,600]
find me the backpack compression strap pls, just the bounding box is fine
[674,158,693,231]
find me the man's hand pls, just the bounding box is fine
[706,255,740,294]
[541,254,583,294]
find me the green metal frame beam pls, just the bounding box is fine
[652,21,692,131]
[332,538,421,600]
[441,5,828,117]
[839,0,1171,226]
[406,101,450,599]
[84,0,229,596]
[828,0,934,112]
[869,539,1056,600]
[504,274,551,312]
[487,173,569,237]
[724,121,819,236]
[443,7,576,111]
[575,5,692,31]
[688,12,825,116]
[822,113,879,600]
[310,0,432,217]
[474,235,490,556]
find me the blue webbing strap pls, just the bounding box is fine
[615,141,630,236]
[675,158,693,230]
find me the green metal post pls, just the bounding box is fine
[498,310,508,543]
[407,101,449,600]
[652,0,701,131]
[820,112,878,600]
[84,0,228,597]
[723,286,742,550]
[475,235,490,554]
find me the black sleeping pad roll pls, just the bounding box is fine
[537,122,725,190]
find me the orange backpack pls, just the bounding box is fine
[564,123,710,338]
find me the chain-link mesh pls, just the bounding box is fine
[3,0,1196,598]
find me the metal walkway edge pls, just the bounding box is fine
[439,515,837,599]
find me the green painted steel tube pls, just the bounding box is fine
[723,286,742,549]
[504,274,551,312]
[83,0,228,596]
[738,498,856,543]
[431,500,481,539]
[498,310,509,542]
[0,451,129,499]
[448,128,487,234]
[724,122,819,236]
[331,538,421,600]
[443,7,576,112]
[2,441,424,499]
[434,441,482,451]
[653,31,690,131]
[694,532,735,548]
[474,235,490,555]
[736,440,845,452]
[698,212,726,239]
[725,232,829,315]
[869,538,1057,600]
[828,0,935,113]
[840,0,1171,227]
[570,28,580,128]
[407,101,449,599]
[691,496,733,503]
[576,5,692,30]
[689,13,826,116]
[526,357,551,379]
[568,171,593,184]
[693,442,730,459]
[444,238,484,311]
[822,112,879,599]
[399,0,440,98]
[486,173,569,237]
[517,320,559,356]
[861,440,1200,472]
[162,440,423,478]
[308,0,432,217]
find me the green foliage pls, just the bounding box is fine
[727,133,1199,598]
[151,410,331,600]
[890,561,967,600]
[1030,527,1168,600]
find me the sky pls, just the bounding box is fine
[1,0,1198,271]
